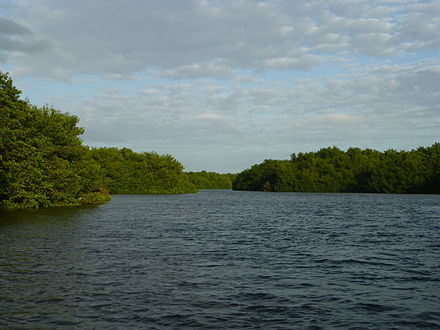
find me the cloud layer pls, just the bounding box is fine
[5,0,440,78]
[1,0,439,172]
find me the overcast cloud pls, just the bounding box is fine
[1,0,439,172]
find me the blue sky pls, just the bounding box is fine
[1,0,439,172]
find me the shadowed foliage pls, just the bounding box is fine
[186,171,236,189]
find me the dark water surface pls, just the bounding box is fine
[1,191,440,329]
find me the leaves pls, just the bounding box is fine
[233,145,440,194]
[186,171,236,189]
[0,73,108,208]
[89,147,198,194]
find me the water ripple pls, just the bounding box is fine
[1,191,440,329]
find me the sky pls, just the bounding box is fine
[1,0,439,173]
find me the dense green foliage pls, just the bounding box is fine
[186,171,236,189]
[90,147,198,194]
[0,72,110,208]
[2,71,438,208]
[0,72,197,209]
[233,145,440,194]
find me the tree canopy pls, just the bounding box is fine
[233,145,440,194]
[0,72,197,209]
[186,171,236,189]
[0,72,111,208]
[2,71,438,208]
[89,147,197,194]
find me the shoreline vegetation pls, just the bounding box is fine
[0,72,198,209]
[1,72,438,209]
[186,171,236,190]
[233,144,440,194]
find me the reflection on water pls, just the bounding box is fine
[1,191,440,329]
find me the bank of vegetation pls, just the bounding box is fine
[3,72,438,209]
[233,145,440,194]
[186,171,236,189]
[0,72,197,209]
[90,147,197,194]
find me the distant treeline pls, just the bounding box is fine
[0,72,197,209]
[233,145,440,194]
[90,148,197,194]
[186,171,236,189]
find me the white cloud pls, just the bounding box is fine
[193,113,229,122]
[1,0,439,171]
[319,113,362,124]
[160,62,234,79]
[42,58,436,171]
[2,0,438,80]
[263,55,322,70]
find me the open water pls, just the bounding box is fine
[1,190,440,329]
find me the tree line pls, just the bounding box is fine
[186,171,236,189]
[233,145,440,194]
[2,71,438,209]
[0,72,197,209]
[90,147,197,194]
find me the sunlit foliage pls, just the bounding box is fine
[0,72,196,209]
[89,147,198,194]
[233,145,440,194]
[0,72,110,208]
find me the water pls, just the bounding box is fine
[1,190,440,329]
